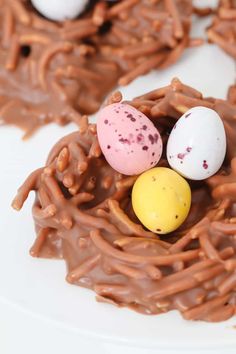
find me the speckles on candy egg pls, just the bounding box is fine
[97,103,163,175]
[203,160,208,170]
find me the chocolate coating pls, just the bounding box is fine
[0,0,192,137]
[13,79,236,322]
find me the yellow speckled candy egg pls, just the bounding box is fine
[132,167,191,234]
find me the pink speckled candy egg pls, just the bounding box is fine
[97,103,163,175]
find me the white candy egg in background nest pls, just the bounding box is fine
[31,0,89,21]
[167,106,227,180]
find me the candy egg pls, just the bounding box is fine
[167,107,226,180]
[132,167,191,234]
[32,0,89,21]
[97,103,163,175]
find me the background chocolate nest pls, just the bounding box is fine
[0,0,192,137]
[13,78,236,322]
[207,0,236,61]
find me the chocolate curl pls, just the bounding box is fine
[63,173,75,189]
[171,77,203,98]
[218,272,236,295]
[153,276,199,300]
[134,85,170,101]
[5,34,20,71]
[96,295,119,307]
[12,168,43,210]
[119,238,169,255]
[207,2,236,60]
[102,176,113,190]
[94,284,129,301]
[38,187,52,209]
[90,230,199,265]
[169,218,209,253]
[114,237,170,250]
[171,92,213,110]
[203,305,234,322]
[38,42,73,90]
[111,262,147,280]
[207,29,236,58]
[111,24,138,44]
[108,0,139,18]
[194,264,225,282]
[74,209,119,234]
[44,175,65,202]
[30,228,51,257]
[159,35,189,69]
[92,2,107,26]
[122,41,164,59]
[227,85,236,104]
[32,204,57,220]
[144,265,162,280]
[46,131,93,165]
[218,247,235,260]
[208,159,236,202]
[89,138,102,158]
[78,115,89,134]
[183,294,230,321]
[69,142,88,174]
[57,65,104,82]
[107,199,154,238]
[67,254,101,283]
[164,0,184,39]
[56,147,70,173]
[199,233,221,260]
[212,221,236,235]
[219,0,232,8]
[219,7,236,19]
[224,259,236,271]
[2,6,14,48]
[119,52,166,86]
[60,211,73,230]
[19,33,51,46]
[61,23,98,41]
[71,192,94,206]
[9,0,31,25]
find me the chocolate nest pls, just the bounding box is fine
[13,78,236,322]
[0,0,193,137]
[207,0,236,59]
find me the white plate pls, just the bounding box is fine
[1,19,236,354]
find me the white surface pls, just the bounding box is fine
[1,26,236,354]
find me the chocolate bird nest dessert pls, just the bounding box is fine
[13,78,236,322]
[207,0,236,106]
[0,0,193,137]
[207,0,236,59]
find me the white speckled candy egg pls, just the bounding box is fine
[32,0,89,21]
[167,106,226,180]
[97,103,163,176]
